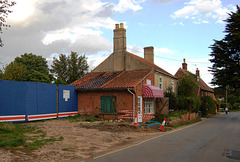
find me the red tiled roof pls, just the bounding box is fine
[175,68,213,92]
[73,70,152,91]
[126,52,177,78]
[199,78,213,92]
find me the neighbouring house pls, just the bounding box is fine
[175,59,216,100]
[73,23,178,122]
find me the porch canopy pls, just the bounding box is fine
[143,84,164,98]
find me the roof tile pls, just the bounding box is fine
[73,70,152,91]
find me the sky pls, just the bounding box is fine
[0,0,239,87]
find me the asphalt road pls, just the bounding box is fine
[82,112,240,162]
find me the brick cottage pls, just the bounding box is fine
[73,23,178,122]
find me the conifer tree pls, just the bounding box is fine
[209,5,240,95]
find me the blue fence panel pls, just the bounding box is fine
[58,85,78,117]
[26,82,38,116]
[0,80,78,122]
[27,82,57,121]
[0,80,26,122]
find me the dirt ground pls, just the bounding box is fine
[0,119,163,162]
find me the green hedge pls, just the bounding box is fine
[200,96,216,116]
[233,103,240,109]
[177,97,200,113]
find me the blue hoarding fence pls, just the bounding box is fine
[0,80,78,122]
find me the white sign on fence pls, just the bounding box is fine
[63,90,70,101]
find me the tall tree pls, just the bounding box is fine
[209,5,240,94]
[5,53,51,83]
[178,74,198,97]
[0,0,16,46]
[0,68,4,79]
[4,61,26,81]
[51,51,89,84]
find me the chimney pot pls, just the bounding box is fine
[115,23,119,29]
[182,58,187,70]
[196,68,200,77]
[120,23,124,28]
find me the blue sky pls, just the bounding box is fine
[0,0,239,86]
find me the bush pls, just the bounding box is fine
[200,96,216,116]
[151,114,167,123]
[177,97,200,113]
[233,103,240,109]
[220,103,232,109]
[169,110,188,118]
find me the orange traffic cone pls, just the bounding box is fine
[159,118,166,131]
[133,115,138,127]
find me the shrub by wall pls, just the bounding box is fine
[200,96,216,116]
[177,97,200,113]
[233,103,240,109]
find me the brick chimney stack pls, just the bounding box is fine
[144,46,154,63]
[196,68,200,77]
[182,58,187,70]
[113,23,126,53]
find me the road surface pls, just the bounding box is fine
[80,112,240,162]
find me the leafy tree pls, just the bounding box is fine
[51,51,89,84]
[22,69,50,83]
[15,53,49,75]
[209,5,240,95]
[178,74,198,97]
[4,61,26,81]
[6,53,51,83]
[200,96,216,116]
[0,68,4,79]
[0,0,16,46]
[51,54,68,84]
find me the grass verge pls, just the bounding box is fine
[64,115,99,123]
[0,122,63,150]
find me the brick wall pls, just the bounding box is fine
[78,90,133,120]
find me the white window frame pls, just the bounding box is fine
[146,79,151,85]
[137,96,143,122]
[159,76,163,90]
[144,99,154,114]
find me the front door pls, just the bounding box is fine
[137,96,143,122]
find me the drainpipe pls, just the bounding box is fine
[127,88,135,120]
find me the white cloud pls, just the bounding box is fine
[171,0,234,24]
[155,47,175,55]
[42,28,103,45]
[114,0,145,12]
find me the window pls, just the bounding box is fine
[171,80,174,92]
[137,96,143,122]
[144,99,154,114]
[138,96,142,113]
[100,96,117,114]
[159,76,163,90]
[146,79,151,85]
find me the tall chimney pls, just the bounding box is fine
[196,68,200,77]
[182,58,187,70]
[113,23,126,53]
[144,46,154,63]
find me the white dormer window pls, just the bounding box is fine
[147,79,151,85]
[159,76,163,90]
